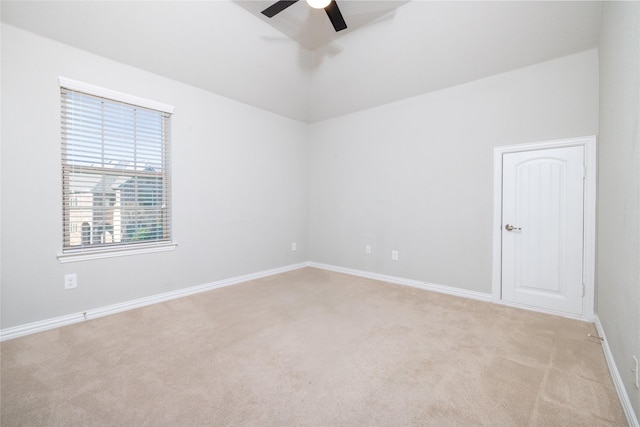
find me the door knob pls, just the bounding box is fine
[505,224,522,231]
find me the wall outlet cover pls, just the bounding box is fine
[64,273,77,290]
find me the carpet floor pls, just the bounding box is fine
[0,267,627,426]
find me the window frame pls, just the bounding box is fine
[57,77,176,263]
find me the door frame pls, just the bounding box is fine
[491,136,596,321]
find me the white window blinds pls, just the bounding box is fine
[61,82,172,253]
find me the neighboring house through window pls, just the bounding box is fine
[59,78,175,261]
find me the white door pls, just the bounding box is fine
[501,146,585,315]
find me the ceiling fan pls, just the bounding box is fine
[261,0,347,32]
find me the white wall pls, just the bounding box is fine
[598,1,640,419]
[0,24,308,329]
[308,49,599,293]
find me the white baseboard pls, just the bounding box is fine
[494,299,593,323]
[595,315,640,427]
[308,262,492,302]
[0,262,309,342]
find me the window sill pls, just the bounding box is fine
[57,242,177,263]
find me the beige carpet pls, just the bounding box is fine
[1,267,627,426]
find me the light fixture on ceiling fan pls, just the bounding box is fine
[306,0,331,9]
[261,0,347,32]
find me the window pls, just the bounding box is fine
[59,78,175,261]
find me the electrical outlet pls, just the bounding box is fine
[365,245,372,254]
[64,273,77,290]
[633,356,639,389]
[291,242,297,251]
[391,250,399,261]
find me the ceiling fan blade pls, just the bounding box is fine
[261,0,300,18]
[324,0,347,32]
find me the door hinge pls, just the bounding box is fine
[582,283,586,297]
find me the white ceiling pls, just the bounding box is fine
[1,1,602,123]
